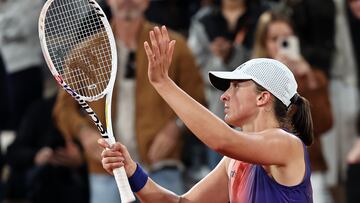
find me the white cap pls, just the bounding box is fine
[209,58,297,107]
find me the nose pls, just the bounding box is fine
[220,89,229,102]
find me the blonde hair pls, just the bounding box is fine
[252,11,292,58]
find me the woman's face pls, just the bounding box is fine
[107,0,149,20]
[220,80,259,126]
[265,21,293,59]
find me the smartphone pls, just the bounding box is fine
[278,35,300,60]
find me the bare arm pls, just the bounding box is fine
[137,158,229,203]
[98,139,229,203]
[144,26,302,166]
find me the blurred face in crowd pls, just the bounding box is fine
[106,0,149,20]
[221,0,246,10]
[265,21,293,59]
[349,0,360,19]
[222,0,245,7]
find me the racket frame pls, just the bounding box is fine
[39,0,136,202]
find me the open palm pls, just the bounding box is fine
[144,26,176,85]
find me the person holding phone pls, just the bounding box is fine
[252,13,317,90]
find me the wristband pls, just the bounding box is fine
[128,163,148,192]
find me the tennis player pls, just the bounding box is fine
[99,26,313,202]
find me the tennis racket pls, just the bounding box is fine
[38,0,135,202]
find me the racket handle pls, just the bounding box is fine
[113,167,136,203]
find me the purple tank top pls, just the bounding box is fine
[228,144,313,203]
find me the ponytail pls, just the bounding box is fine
[289,94,314,146]
[255,83,314,146]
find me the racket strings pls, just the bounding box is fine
[45,0,112,98]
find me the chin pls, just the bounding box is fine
[113,8,142,20]
[224,116,235,126]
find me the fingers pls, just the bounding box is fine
[102,155,125,165]
[144,41,154,64]
[154,26,165,55]
[102,159,124,175]
[159,26,170,56]
[97,138,110,148]
[150,30,161,60]
[144,25,176,84]
[161,26,174,63]
[104,163,123,175]
[161,26,170,44]
[167,40,176,66]
[147,26,174,58]
[101,148,125,174]
[98,139,123,151]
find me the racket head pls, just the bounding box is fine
[39,0,117,102]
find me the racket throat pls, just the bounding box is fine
[61,83,109,138]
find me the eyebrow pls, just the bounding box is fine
[230,80,253,87]
[231,79,251,83]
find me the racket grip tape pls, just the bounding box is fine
[113,167,136,202]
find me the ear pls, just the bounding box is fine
[256,91,272,106]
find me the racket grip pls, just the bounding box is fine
[113,167,136,203]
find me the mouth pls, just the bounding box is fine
[224,106,229,114]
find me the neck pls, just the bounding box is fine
[222,2,246,30]
[241,111,280,133]
[222,0,245,12]
[113,14,144,27]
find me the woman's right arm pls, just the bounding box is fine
[98,139,230,203]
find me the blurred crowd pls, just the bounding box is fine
[0,0,359,203]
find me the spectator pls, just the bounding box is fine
[345,0,360,202]
[347,112,360,203]
[145,0,202,35]
[286,0,335,77]
[327,0,359,193]
[0,53,10,130]
[0,52,7,202]
[0,0,45,130]
[5,95,88,203]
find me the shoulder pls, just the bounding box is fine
[261,128,301,140]
[261,128,304,152]
[198,7,221,25]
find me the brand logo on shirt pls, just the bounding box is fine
[230,170,236,178]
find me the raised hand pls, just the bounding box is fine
[144,26,176,85]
